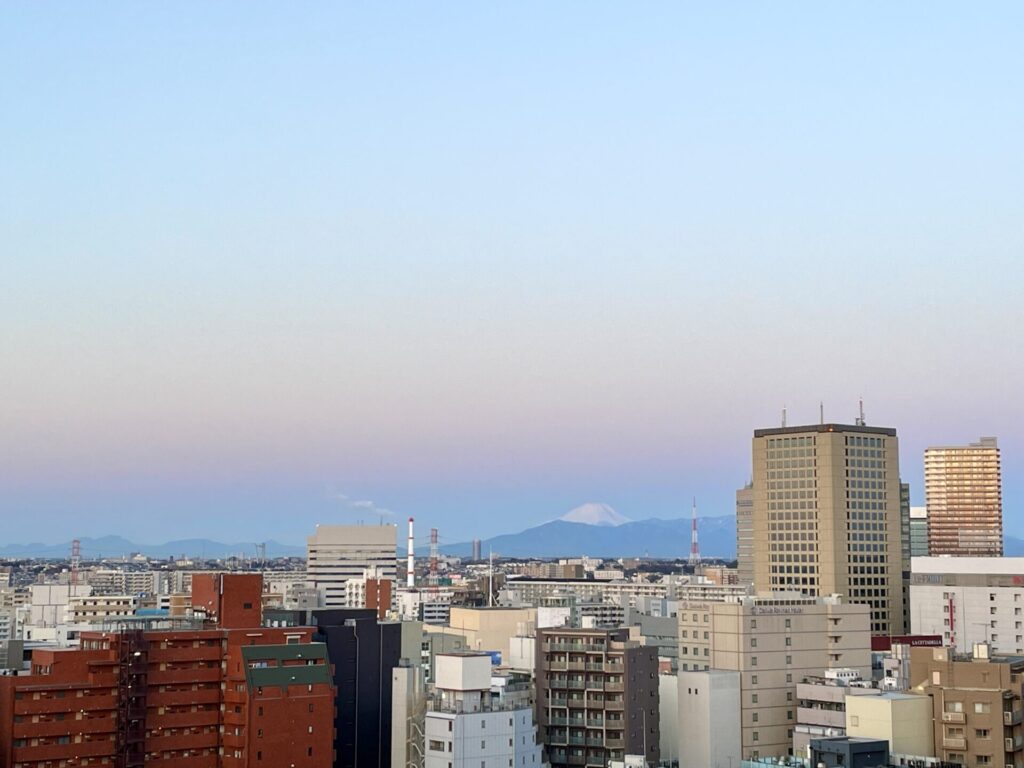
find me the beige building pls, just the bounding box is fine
[306,523,397,608]
[736,484,754,585]
[925,437,1002,556]
[425,606,536,661]
[677,594,871,763]
[752,423,906,635]
[846,692,934,758]
[911,644,1024,767]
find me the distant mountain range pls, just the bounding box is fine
[0,537,305,560]
[4,521,1022,562]
[443,514,739,559]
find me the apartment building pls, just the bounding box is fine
[68,594,139,624]
[0,573,334,768]
[536,627,660,768]
[306,524,397,608]
[424,652,545,768]
[792,669,879,755]
[910,557,1024,655]
[925,437,1002,556]
[677,595,871,765]
[910,507,929,557]
[911,644,1024,767]
[751,423,906,635]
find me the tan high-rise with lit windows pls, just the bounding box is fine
[751,423,905,635]
[925,437,1002,557]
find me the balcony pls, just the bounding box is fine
[1005,736,1024,751]
[798,707,845,728]
[549,697,568,707]
[942,738,966,750]
[1006,710,1023,726]
[942,712,966,724]
[568,698,587,708]
[604,682,624,692]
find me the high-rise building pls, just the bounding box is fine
[909,507,929,557]
[925,437,1002,556]
[736,484,755,584]
[424,652,545,768]
[472,539,483,562]
[751,423,906,635]
[306,524,397,607]
[677,594,871,765]
[536,626,660,768]
[314,608,402,768]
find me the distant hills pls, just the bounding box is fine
[5,520,1020,562]
[0,537,305,561]
[443,514,738,559]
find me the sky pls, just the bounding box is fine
[2,3,1023,547]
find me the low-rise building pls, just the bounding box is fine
[424,652,545,768]
[793,670,879,755]
[911,644,1024,767]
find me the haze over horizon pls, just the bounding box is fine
[3,3,1023,544]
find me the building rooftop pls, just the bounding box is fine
[911,556,1024,575]
[754,423,897,437]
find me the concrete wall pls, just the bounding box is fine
[678,669,740,768]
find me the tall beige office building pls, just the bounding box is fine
[751,423,905,635]
[925,437,1002,556]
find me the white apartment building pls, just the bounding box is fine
[68,594,139,624]
[306,524,397,607]
[27,584,93,628]
[424,652,545,768]
[677,594,871,766]
[910,556,1024,654]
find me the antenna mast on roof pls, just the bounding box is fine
[855,397,866,426]
[782,406,787,428]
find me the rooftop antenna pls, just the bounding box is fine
[488,549,494,607]
[688,498,701,569]
[855,397,866,426]
[819,401,824,425]
[781,406,787,428]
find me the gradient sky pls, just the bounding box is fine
[3,3,1023,548]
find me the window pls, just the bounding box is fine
[751,657,757,666]
[429,741,444,751]
[753,731,759,742]
[976,729,990,739]
[751,638,757,648]
[752,713,759,722]
[850,716,860,727]
[944,701,963,713]
[752,694,758,704]
[975,702,991,714]
[751,675,758,685]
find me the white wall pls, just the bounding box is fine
[678,669,740,768]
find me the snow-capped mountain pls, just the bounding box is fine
[559,503,631,527]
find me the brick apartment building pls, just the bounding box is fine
[0,573,334,768]
[536,626,660,768]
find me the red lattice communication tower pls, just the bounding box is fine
[688,499,701,568]
[70,538,81,586]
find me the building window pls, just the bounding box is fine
[975,702,991,714]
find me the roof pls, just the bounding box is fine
[241,643,332,690]
[754,423,897,437]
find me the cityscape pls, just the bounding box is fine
[4,4,1023,768]
[0,423,1014,768]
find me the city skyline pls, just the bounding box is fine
[4,3,1023,543]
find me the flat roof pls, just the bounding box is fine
[912,557,1024,575]
[755,423,897,438]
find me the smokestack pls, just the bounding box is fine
[407,517,415,588]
